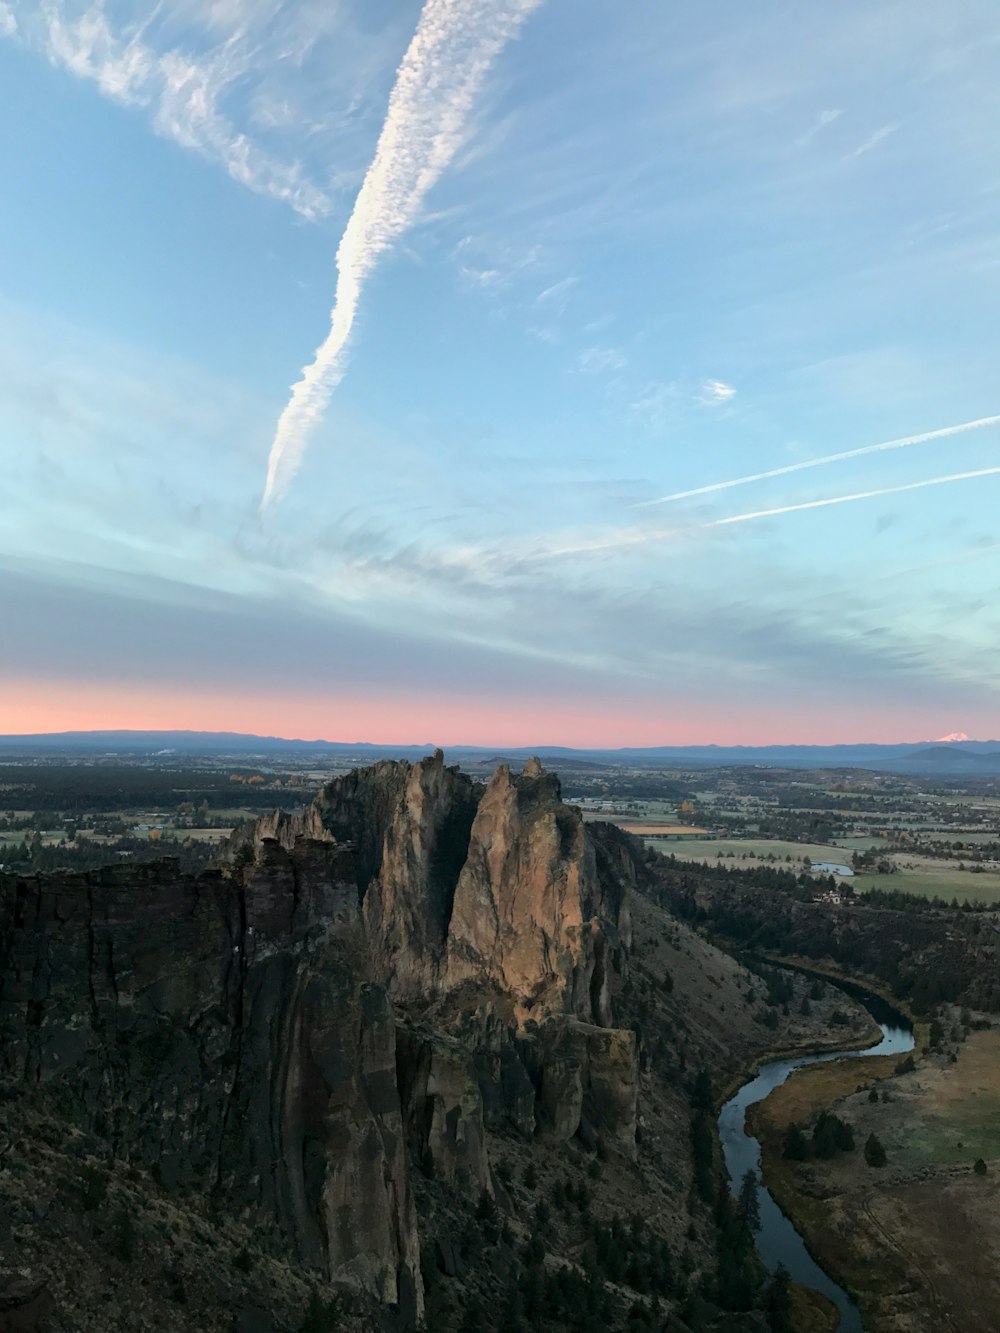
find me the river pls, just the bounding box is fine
[718,984,914,1332]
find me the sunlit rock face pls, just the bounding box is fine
[445,757,628,1027]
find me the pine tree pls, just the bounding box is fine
[864,1133,887,1168]
[738,1170,760,1232]
[782,1122,809,1161]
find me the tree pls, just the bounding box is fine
[765,1264,793,1333]
[812,1112,854,1159]
[782,1123,809,1161]
[974,1158,988,1176]
[864,1133,887,1168]
[738,1170,760,1232]
[691,1111,715,1202]
[690,1068,713,1110]
[298,1292,346,1332]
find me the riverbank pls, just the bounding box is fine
[752,1024,1000,1330]
[714,961,882,1108]
[715,1018,882,1109]
[788,1283,839,1332]
[755,954,930,1050]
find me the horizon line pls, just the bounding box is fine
[0,727,994,750]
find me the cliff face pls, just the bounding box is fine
[0,839,422,1324]
[0,755,641,1327]
[247,751,633,1026]
[361,755,480,1003]
[446,757,629,1026]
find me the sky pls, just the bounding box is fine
[1,0,999,747]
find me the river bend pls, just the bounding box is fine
[718,986,914,1332]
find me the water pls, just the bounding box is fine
[718,984,914,1332]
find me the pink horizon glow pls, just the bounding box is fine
[0,679,985,749]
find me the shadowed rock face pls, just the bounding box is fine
[0,756,642,1325]
[0,840,422,1325]
[361,754,480,1002]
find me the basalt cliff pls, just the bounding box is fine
[0,756,860,1332]
[0,756,642,1329]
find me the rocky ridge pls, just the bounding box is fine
[0,754,867,1332]
[0,754,640,1328]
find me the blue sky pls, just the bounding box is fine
[1,0,999,744]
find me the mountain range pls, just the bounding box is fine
[2,730,1000,774]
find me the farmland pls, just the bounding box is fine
[576,764,1000,906]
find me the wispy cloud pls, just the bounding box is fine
[849,123,898,159]
[699,378,736,407]
[261,0,543,508]
[578,345,627,375]
[9,4,332,217]
[549,466,1000,558]
[628,380,679,432]
[795,107,843,148]
[637,412,1000,508]
[534,275,578,312]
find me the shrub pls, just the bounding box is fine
[111,1207,137,1263]
[782,1123,808,1161]
[864,1134,887,1168]
[78,1163,107,1212]
[298,1292,348,1332]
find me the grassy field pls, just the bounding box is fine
[616,822,709,836]
[852,868,1000,905]
[648,831,1000,903]
[183,827,234,843]
[0,830,66,846]
[909,1032,1000,1165]
[751,1031,1000,1330]
[649,837,852,864]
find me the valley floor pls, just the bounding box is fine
[752,1028,1000,1331]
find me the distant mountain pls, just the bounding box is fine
[3,729,1000,774]
[902,745,1000,768]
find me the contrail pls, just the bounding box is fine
[547,466,1000,557]
[704,467,1000,529]
[636,414,1000,508]
[261,0,542,508]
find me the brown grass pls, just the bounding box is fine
[753,1031,1000,1330]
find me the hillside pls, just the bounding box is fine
[0,755,870,1331]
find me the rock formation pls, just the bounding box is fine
[0,755,643,1328]
[446,758,630,1025]
[0,839,422,1324]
